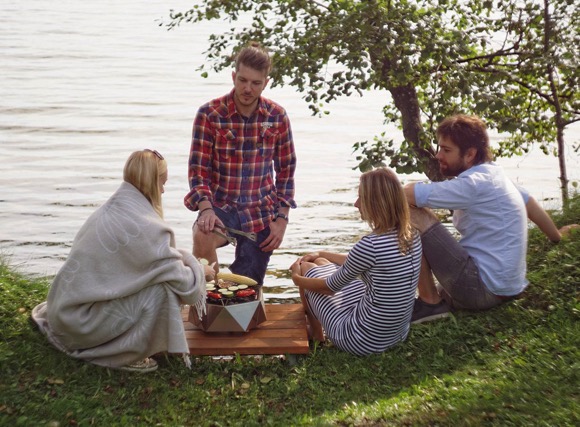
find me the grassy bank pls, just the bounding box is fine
[1,197,579,426]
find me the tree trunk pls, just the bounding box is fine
[557,123,569,205]
[389,84,442,181]
[544,0,569,205]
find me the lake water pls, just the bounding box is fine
[1,0,578,301]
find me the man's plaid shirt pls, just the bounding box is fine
[184,90,297,233]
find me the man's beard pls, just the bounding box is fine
[440,161,468,177]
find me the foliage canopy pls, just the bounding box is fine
[168,0,579,197]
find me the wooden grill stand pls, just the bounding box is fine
[182,304,310,357]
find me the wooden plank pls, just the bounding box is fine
[184,319,305,332]
[182,303,310,356]
[185,328,306,340]
[187,342,308,356]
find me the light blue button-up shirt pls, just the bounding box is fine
[414,162,529,296]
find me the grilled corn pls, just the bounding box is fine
[215,272,258,286]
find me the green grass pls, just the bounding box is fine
[1,197,579,426]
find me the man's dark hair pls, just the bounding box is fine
[436,114,494,164]
[234,42,271,75]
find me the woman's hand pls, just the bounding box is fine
[298,252,321,264]
[289,258,333,294]
[289,258,301,276]
[289,258,304,285]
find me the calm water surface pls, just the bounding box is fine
[1,1,578,300]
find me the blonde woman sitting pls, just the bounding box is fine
[32,149,214,372]
[290,168,421,355]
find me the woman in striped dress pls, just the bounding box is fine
[290,168,422,355]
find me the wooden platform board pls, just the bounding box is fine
[182,303,310,356]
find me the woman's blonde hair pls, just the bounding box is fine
[123,149,167,218]
[358,168,414,254]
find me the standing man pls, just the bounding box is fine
[184,42,297,285]
[404,114,577,323]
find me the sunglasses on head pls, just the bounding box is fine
[145,149,164,160]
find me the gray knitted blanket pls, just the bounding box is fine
[32,182,205,368]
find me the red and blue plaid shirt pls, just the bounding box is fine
[184,90,297,233]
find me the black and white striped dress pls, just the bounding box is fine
[304,230,422,355]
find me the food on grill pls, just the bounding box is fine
[215,272,258,286]
[206,272,260,305]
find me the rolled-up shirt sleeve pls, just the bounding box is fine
[413,181,434,208]
[184,110,214,211]
[274,112,297,209]
[414,176,479,211]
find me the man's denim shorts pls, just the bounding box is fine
[421,222,506,310]
[199,207,272,286]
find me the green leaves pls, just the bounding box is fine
[167,0,578,191]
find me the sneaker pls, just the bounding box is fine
[411,298,451,324]
[118,357,158,373]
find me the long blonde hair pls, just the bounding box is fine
[123,150,167,218]
[358,168,414,254]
